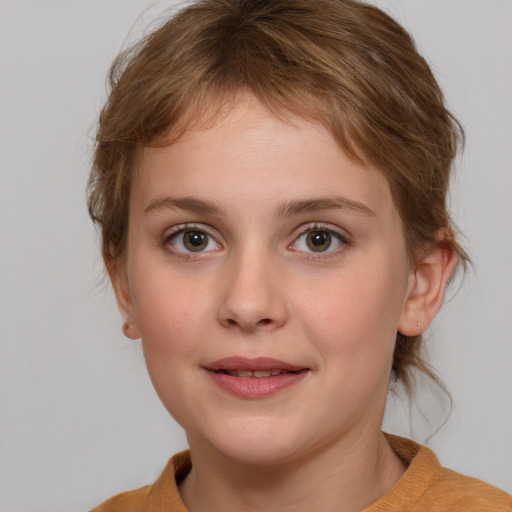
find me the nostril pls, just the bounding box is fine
[257,318,272,326]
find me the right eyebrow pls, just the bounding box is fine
[143,196,225,215]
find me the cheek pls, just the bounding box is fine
[130,275,210,419]
[130,272,211,361]
[296,259,408,361]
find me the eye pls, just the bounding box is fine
[292,227,347,253]
[167,228,221,254]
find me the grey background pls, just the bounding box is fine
[1,1,511,510]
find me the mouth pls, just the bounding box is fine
[203,357,309,398]
[204,356,307,374]
[218,368,298,378]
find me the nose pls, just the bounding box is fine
[216,247,288,333]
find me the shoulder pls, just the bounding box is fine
[89,450,192,512]
[367,434,512,512]
[90,485,151,512]
[425,466,512,512]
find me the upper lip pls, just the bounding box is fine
[204,357,306,372]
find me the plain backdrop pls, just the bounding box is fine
[1,1,511,510]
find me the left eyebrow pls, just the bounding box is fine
[276,196,375,217]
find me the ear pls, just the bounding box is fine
[105,250,140,340]
[398,241,458,336]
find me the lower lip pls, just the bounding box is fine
[205,370,309,399]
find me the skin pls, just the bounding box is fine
[110,94,456,512]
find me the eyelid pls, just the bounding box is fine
[164,222,219,239]
[161,221,349,259]
[289,222,350,254]
[163,223,223,256]
[295,222,349,238]
[293,222,349,241]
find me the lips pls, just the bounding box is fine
[205,356,305,372]
[224,369,286,378]
[203,357,309,398]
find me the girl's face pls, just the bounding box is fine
[114,95,418,464]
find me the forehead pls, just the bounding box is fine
[133,95,395,220]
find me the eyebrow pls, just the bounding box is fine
[144,195,375,217]
[144,196,224,215]
[276,197,375,217]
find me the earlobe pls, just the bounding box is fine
[398,243,458,336]
[105,253,141,340]
[122,321,140,339]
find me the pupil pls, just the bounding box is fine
[184,231,207,251]
[307,231,331,252]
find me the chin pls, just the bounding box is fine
[202,418,316,466]
[219,440,301,466]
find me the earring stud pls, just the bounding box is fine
[417,321,422,334]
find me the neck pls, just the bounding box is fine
[179,430,406,512]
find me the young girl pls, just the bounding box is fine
[88,0,511,510]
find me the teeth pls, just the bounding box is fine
[224,369,284,378]
[226,370,252,377]
[253,370,271,378]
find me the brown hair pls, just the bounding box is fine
[88,0,469,395]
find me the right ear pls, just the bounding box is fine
[104,249,140,340]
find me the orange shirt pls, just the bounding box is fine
[91,434,512,512]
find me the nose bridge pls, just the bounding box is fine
[217,239,287,331]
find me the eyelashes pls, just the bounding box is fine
[290,224,348,254]
[168,227,221,254]
[164,222,349,259]
[165,224,222,258]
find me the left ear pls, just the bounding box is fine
[398,239,458,336]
